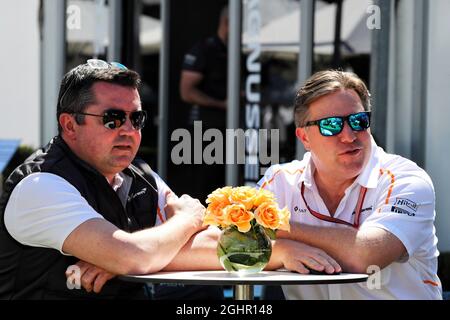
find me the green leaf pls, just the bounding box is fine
[217,243,237,271]
[264,228,277,240]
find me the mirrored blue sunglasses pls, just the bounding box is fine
[302,111,371,137]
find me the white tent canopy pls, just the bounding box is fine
[243,0,372,55]
[67,0,161,55]
[67,0,372,56]
[139,15,161,54]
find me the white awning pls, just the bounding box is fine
[242,0,372,55]
[67,0,372,56]
[67,0,161,55]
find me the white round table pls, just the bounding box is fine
[120,270,369,300]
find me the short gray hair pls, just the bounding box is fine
[294,70,371,128]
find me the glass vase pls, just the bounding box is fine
[217,225,272,274]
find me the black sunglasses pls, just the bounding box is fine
[74,109,147,130]
[302,111,371,137]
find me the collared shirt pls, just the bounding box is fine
[257,138,442,300]
[5,171,172,255]
[110,173,124,191]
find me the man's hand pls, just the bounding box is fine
[273,239,342,274]
[65,260,116,293]
[164,193,206,232]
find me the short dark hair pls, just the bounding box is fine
[294,70,371,128]
[220,5,228,20]
[56,62,141,133]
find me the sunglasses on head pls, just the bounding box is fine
[74,109,147,130]
[86,59,128,70]
[302,111,371,137]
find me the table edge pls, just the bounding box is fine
[119,272,369,286]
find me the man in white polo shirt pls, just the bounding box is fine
[258,70,442,299]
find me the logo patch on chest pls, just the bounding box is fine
[293,206,307,213]
[128,187,147,202]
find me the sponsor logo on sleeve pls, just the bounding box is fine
[394,198,418,212]
[391,205,415,216]
[184,54,197,65]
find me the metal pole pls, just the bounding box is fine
[410,0,428,168]
[226,0,241,187]
[369,0,391,149]
[41,0,66,146]
[296,0,314,160]
[234,284,253,300]
[108,0,122,62]
[332,0,343,68]
[157,0,170,180]
[93,0,106,58]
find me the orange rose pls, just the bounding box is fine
[224,203,254,232]
[204,186,289,234]
[206,186,233,206]
[254,202,281,230]
[229,186,257,210]
[203,201,229,228]
[277,207,291,232]
[253,189,277,208]
[204,187,234,228]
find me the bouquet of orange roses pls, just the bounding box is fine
[203,186,290,273]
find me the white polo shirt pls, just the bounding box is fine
[4,171,172,254]
[257,138,442,300]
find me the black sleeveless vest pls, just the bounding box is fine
[0,136,158,299]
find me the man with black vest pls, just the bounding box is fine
[0,60,341,299]
[0,59,216,299]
